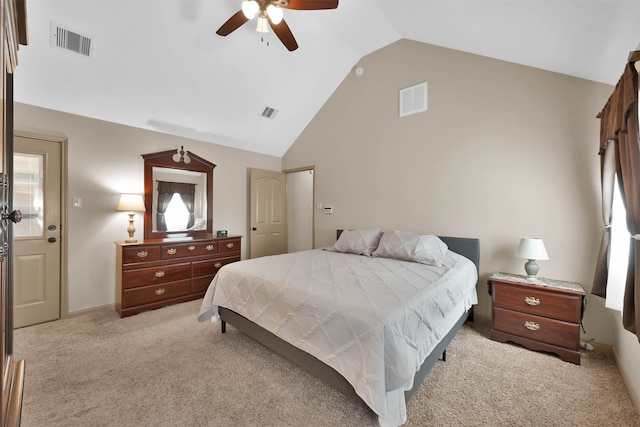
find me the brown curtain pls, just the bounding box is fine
[156,181,197,231]
[592,52,640,340]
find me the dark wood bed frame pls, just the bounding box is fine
[219,235,480,406]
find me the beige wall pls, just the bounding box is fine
[14,102,281,313]
[283,39,640,398]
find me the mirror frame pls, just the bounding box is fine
[142,149,216,240]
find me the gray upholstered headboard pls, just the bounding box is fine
[437,236,480,273]
[336,229,480,273]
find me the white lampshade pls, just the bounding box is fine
[242,0,259,19]
[515,238,549,260]
[266,5,283,25]
[515,238,549,277]
[117,194,145,243]
[117,194,145,212]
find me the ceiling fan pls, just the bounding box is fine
[216,0,339,51]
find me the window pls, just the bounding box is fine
[606,175,629,312]
[164,193,190,231]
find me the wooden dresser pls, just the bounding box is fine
[488,272,585,365]
[115,235,241,317]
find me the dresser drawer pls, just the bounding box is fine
[493,282,581,323]
[493,307,580,350]
[122,245,161,264]
[191,256,239,293]
[122,263,191,289]
[192,275,214,294]
[122,279,191,308]
[160,241,220,259]
[218,238,241,254]
[192,256,239,277]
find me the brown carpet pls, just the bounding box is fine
[13,299,640,427]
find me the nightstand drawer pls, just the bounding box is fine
[493,307,580,350]
[493,282,581,323]
[122,279,191,308]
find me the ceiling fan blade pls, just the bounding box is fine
[269,18,298,51]
[216,10,249,36]
[283,0,338,10]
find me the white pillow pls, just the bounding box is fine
[373,230,448,266]
[329,229,383,256]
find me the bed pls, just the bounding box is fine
[198,229,479,426]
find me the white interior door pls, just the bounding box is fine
[13,134,62,328]
[249,168,286,258]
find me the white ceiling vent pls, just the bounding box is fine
[399,82,428,117]
[261,106,278,119]
[50,22,92,57]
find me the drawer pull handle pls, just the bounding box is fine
[166,248,177,255]
[155,270,165,278]
[155,288,166,296]
[188,245,196,251]
[226,242,234,249]
[214,262,222,268]
[524,296,540,306]
[206,245,215,251]
[524,321,540,331]
[137,251,148,258]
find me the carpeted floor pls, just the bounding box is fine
[13,299,640,427]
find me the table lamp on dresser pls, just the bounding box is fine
[117,193,146,243]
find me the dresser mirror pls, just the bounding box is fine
[142,147,216,240]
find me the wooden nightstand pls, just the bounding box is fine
[488,272,585,365]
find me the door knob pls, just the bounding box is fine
[252,227,257,231]
[48,237,57,243]
[3,209,22,223]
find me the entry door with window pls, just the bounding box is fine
[13,135,61,328]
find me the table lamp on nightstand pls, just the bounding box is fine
[515,237,549,277]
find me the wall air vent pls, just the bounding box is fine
[399,82,427,117]
[50,22,92,57]
[261,106,278,119]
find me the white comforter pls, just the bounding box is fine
[198,249,478,426]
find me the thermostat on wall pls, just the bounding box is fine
[324,207,333,214]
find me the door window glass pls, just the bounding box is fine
[13,153,44,237]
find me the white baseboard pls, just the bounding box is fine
[67,303,115,318]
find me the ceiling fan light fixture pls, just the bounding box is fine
[241,0,259,19]
[256,16,269,33]
[266,5,284,25]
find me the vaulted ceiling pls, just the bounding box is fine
[14,0,640,157]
